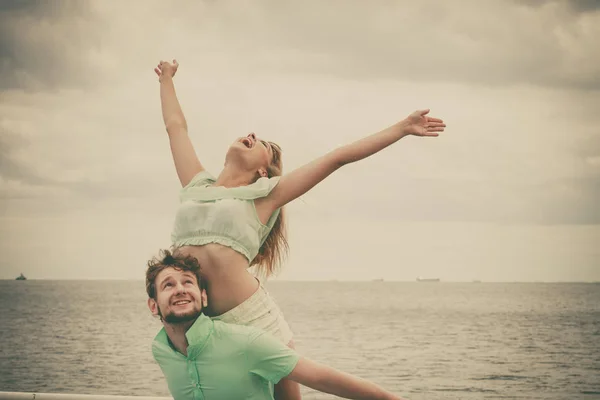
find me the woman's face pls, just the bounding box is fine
[228,133,274,175]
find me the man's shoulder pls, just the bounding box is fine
[152,327,168,343]
[151,329,179,362]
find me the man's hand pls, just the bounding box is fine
[154,59,179,80]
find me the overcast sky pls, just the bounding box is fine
[1,0,599,282]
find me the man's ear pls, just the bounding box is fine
[201,289,208,308]
[148,298,159,317]
[258,168,268,178]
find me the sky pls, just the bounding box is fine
[0,0,599,282]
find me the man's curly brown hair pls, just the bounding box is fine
[146,249,202,300]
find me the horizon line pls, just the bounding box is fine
[2,278,599,284]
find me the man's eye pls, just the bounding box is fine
[164,282,172,288]
[185,280,193,284]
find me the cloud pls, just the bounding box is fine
[0,126,38,183]
[520,0,600,13]
[570,0,600,12]
[2,0,600,92]
[0,85,174,201]
[0,1,103,91]
[164,0,600,90]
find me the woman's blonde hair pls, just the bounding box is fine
[250,142,288,278]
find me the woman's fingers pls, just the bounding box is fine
[423,130,440,136]
[427,117,444,123]
[427,122,446,127]
[427,126,445,132]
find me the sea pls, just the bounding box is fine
[0,280,598,400]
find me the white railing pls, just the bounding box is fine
[0,393,171,400]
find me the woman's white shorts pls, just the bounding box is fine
[211,284,293,344]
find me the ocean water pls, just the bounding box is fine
[0,280,598,400]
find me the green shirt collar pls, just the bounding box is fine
[154,314,214,358]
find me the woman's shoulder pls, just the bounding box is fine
[183,170,216,189]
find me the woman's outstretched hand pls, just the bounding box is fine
[154,59,179,80]
[403,109,446,137]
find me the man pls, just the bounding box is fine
[147,249,406,400]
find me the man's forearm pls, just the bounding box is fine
[288,358,404,400]
[159,76,187,133]
[316,366,403,400]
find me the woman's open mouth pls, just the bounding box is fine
[241,137,254,148]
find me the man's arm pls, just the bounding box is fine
[287,357,406,400]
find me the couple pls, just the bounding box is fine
[146,59,446,400]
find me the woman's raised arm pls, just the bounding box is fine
[155,60,204,187]
[258,109,445,218]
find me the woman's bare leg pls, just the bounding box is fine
[274,339,302,400]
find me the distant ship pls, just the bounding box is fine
[15,273,27,281]
[416,277,440,282]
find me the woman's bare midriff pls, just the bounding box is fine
[176,244,260,317]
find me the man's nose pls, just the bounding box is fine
[248,133,256,140]
[174,282,186,293]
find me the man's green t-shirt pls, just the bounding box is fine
[152,314,300,400]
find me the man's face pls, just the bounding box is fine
[148,267,205,324]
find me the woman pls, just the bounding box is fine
[154,59,445,399]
